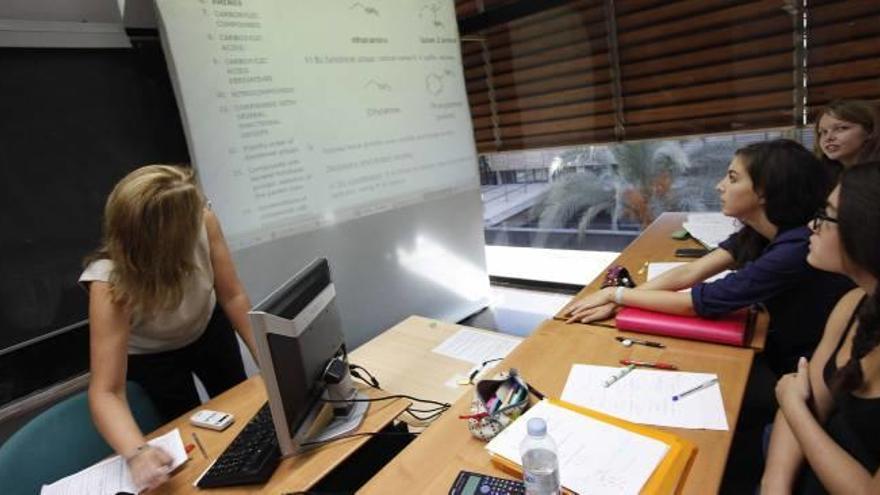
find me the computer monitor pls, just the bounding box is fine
[249,258,367,457]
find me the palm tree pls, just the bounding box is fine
[528,170,615,244]
[611,140,690,227]
[527,140,690,243]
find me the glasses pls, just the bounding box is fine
[811,209,839,231]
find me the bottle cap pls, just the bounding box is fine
[526,417,546,437]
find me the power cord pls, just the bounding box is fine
[320,394,451,408]
[300,430,419,448]
[348,364,381,389]
[340,363,452,424]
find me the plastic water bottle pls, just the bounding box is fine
[520,417,561,495]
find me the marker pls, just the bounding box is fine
[620,359,678,370]
[615,336,665,348]
[672,377,719,401]
[603,364,636,388]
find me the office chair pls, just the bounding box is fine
[0,381,162,495]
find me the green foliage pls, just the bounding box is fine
[529,140,691,234]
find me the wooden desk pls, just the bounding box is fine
[147,316,501,493]
[556,212,768,351]
[361,319,755,495]
[348,316,514,417]
[148,377,408,494]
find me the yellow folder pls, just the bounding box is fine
[490,398,696,494]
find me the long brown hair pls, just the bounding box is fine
[726,139,830,266]
[813,99,880,178]
[829,162,880,396]
[86,165,203,314]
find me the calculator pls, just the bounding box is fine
[449,470,525,495]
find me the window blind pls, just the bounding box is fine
[458,0,879,151]
[806,0,880,113]
[461,0,613,152]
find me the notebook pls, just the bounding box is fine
[485,399,696,495]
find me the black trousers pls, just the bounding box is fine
[126,307,247,422]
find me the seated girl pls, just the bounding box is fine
[564,139,853,375]
[761,162,880,494]
[814,99,880,179]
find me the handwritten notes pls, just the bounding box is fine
[41,429,188,495]
[486,400,669,495]
[561,364,728,430]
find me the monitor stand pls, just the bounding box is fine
[301,390,369,448]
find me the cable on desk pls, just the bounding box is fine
[404,408,447,422]
[299,430,419,448]
[348,363,381,389]
[321,394,451,408]
[406,405,449,413]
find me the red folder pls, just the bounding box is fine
[615,307,752,346]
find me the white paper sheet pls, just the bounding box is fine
[41,428,188,495]
[561,364,729,430]
[431,328,522,365]
[683,213,739,249]
[486,399,669,495]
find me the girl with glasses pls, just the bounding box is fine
[762,162,880,494]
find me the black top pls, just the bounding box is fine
[821,297,880,473]
[691,226,854,374]
[799,296,880,494]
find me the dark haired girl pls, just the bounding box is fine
[566,139,853,374]
[762,162,880,494]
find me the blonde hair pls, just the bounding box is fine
[87,165,204,314]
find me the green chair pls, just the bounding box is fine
[0,381,162,495]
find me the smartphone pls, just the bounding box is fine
[675,247,710,258]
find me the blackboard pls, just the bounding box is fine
[0,38,190,353]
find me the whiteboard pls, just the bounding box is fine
[155,0,489,347]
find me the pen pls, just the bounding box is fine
[603,364,636,388]
[620,359,678,370]
[672,377,719,401]
[192,431,209,459]
[616,336,665,348]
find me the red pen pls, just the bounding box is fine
[620,359,678,370]
[185,443,196,454]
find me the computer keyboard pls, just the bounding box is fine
[197,402,281,488]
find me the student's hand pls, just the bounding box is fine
[565,288,616,323]
[776,357,812,410]
[127,445,173,492]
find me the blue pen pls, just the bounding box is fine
[672,377,719,401]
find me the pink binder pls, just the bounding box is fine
[615,307,752,346]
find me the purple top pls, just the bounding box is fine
[691,226,853,373]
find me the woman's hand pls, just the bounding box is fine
[776,357,812,411]
[127,445,173,492]
[565,288,616,323]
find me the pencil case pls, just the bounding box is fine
[460,369,531,441]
